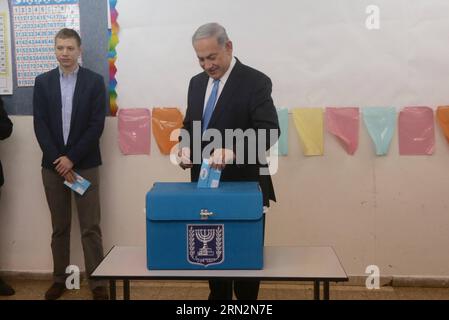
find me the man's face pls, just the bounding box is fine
[55,37,81,71]
[193,37,233,80]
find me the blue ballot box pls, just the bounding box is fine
[146,182,264,270]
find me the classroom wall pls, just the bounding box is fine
[1,115,449,278]
[116,0,449,110]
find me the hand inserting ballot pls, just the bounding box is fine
[208,148,235,170]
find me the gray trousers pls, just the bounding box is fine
[41,167,105,289]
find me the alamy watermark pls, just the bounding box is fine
[365,265,380,290]
[366,5,380,30]
[65,265,80,290]
[169,121,280,175]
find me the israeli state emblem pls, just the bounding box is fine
[187,224,224,267]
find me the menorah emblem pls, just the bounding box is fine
[195,229,215,256]
[187,224,224,267]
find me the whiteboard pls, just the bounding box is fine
[116,0,449,110]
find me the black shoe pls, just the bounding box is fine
[92,286,109,300]
[45,282,66,300]
[0,278,15,296]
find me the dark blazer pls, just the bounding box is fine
[0,96,13,187]
[183,59,280,206]
[33,66,106,170]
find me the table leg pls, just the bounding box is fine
[124,280,130,300]
[314,281,320,300]
[109,280,116,300]
[323,281,330,300]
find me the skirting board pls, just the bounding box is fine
[1,271,449,288]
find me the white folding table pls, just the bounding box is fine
[91,246,348,300]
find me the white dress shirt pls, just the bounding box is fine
[203,57,237,114]
[59,66,79,145]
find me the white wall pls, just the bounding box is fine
[1,115,449,277]
[116,0,449,109]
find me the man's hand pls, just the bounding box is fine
[178,147,193,170]
[53,156,74,177]
[64,170,76,184]
[209,148,235,170]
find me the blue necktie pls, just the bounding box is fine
[202,79,220,133]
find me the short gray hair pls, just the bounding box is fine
[192,23,229,47]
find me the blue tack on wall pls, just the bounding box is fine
[3,0,109,116]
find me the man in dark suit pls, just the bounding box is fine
[0,96,14,296]
[179,23,280,300]
[33,29,108,300]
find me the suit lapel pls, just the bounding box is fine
[207,59,243,129]
[70,66,84,133]
[50,68,64,145]
[192,73,209,121]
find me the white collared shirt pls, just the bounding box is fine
[59,65,79,145]
[203,57,237,114]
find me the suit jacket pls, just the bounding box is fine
[0,96,13,187]
[33,66,106,170]
[183,59,280,206]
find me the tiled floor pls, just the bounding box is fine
[1,279,449,300]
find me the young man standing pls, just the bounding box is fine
[33,28,108,300]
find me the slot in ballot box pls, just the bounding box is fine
[146,182,264,270]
